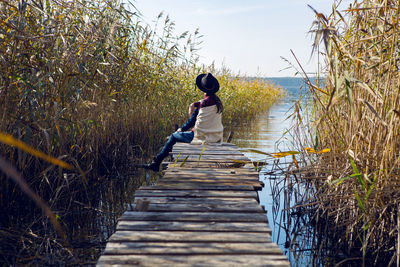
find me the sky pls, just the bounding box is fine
[133,0,353,77]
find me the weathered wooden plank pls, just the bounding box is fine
[162,174,260,181]
[131,197,263,212]
[172,154,248,160]
[170,160,251,165]
[172,144,238,149]
[172,145,240,149]
[171,150,243,155]
[116,221,272,233]
[158,178,263,184]
[172,147,238,152]
[134,189,259,199]
[103,241,283,255]
[155,181,263,190]
[176,142,237,147]
[164,168,259,174]
[171,159,252,165]
[170,154,244,160]
[139,184,255,191]
[128,201,264,213]
[173,142,236,148]
[172,147,242,151]
[168,166,255,171]
[108,231,271,243]
[133,196,258,204]
[166,162,248,168]
[157,179,264,188]
[128,203,263,213]
[164,172,259,179]
[161,177,260,184]
[119,212,268,223]
[170,152,244,157]
[170,151,243,155]
[164,170,258,174]
[97,255,290,267]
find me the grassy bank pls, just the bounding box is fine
[0,0,282,264]
[288,0,400,265]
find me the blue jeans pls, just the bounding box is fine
[154,131,194,163]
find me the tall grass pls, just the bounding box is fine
[219,73,284,124]
[0,0,282,264]
[287,0,400,265]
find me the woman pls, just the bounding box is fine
[143,73,224,172]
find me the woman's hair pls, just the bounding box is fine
[208,93,223,113]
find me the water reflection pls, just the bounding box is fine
[67,168,161,265]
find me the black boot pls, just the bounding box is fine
[142,160,160,172]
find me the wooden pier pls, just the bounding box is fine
[97,143,290,266]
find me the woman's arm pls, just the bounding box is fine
[178,101,200,132]
[180,107,199,131]
[188,102,195,117]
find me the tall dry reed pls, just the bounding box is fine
[288,0,400,265]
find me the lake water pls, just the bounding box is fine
[232,77,308,265]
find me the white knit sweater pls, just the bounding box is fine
[191,105,223,145]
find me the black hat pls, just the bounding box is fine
[196,73,220,94]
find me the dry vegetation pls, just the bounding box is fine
[287,0,400,265]
[0,0,282,264]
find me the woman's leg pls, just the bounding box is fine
[143,131,194,171]
[154,131,194,163]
